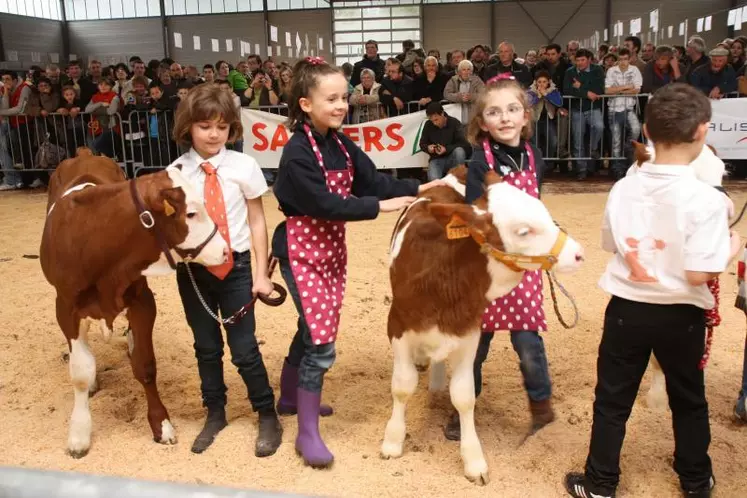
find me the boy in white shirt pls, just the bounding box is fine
[565,83,742,498]
[605,48,643,181]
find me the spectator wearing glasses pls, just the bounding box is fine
[378,59,413,116]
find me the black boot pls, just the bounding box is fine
[255,408,283,457]
[191,407,228,454]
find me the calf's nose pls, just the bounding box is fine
[575,247,585,263]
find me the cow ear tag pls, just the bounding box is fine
[163,200,176,216]
[446,215,470,240]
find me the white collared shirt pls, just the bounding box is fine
[599,162,730,309]
[171,147,268,253]
[605,65,642,112]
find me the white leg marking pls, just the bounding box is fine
[646,356,668,411]
[99,319,112,343]
[428,361,447,392]
[127,328,135,357]
[381,336,418,459]
[68,323,96,457]
[449,332,489,484]
[159,419,177,444]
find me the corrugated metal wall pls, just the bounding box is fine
[68,19,164,66]
[167,13,265,68]
[268,9,332,64]
[423,3,492,58]
[610,0,731,48]
[0,13,63,69]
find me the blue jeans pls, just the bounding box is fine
[272,222,336,393]
[176,251,275,411]
[427,146,466,181]
[473,330,552,401]
[738,335,747,414]
[533,116,558,162]
[0,122,20,186]
[571,108,604,175]
[609,109,640,175]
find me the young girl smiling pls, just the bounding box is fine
[271,57,442,468]
[444,76,555,442]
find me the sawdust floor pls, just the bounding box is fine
[1,182,746,498]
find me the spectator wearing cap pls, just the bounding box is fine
[443,59,485,123]
[351,40,386,87]
[689,47,737,98]
[484,41,533,87]
[418,101,470,181]
[683,36,710,82]
[642,45,682,94]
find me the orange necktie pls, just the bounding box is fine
[201,161,233,279]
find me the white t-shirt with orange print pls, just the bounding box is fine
[599,163,730,309]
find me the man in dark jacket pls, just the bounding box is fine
[641,45,682,94]
[379,60,413,117]
[563,48,605,180]
[419,101,470,180]
[484,42,533,87]
[689,47,737,98]
[351,40,386,87]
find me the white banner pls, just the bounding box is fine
[707,98,747,159]
[241,104,463,169]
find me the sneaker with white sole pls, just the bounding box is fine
[683,475,715,497]
[0,183,18,191]
[564,473,614,498]
[29,178,44,188]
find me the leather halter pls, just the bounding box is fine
[128,179,219,270]
[446,215,568,272]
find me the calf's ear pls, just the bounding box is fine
[154,187,184,216]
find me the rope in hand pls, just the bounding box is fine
[185,255,287,326]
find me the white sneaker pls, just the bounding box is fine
[29,178,44,188]
[0,183,17,191]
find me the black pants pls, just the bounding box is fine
[584,296,712,495]
[176,251,275,412]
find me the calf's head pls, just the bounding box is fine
[429,171,584,275]
[142,165,228,267]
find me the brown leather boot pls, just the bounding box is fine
[528,398,555,435]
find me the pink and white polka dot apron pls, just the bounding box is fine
[286,125,354,345]
[481,139,547,333]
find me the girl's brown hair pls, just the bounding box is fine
[286,57,344,129]
[173,83,243,147]
[466,78,533,146]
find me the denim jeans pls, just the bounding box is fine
[738,334,747,412]
[473,330,552,401]
[427,146,466,181]
[609,109,641,175]
[176,251,275,411]
[533,117,558,161]
[571,108,604,175]
[0,122,20,186]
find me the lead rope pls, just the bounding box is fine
[546,220,579,329]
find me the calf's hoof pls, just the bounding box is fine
[155,419,177,445]
[464,457,490,485]
[67,448,89,459]
[380,440,404,459]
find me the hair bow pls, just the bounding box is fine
[305,56,326,65]
[486,73,517,85]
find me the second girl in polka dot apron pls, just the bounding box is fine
[285,124,354,346]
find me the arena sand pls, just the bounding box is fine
[1,181,746,498]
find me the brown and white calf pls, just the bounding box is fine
[40,152,228,457]
[382,168,584,484]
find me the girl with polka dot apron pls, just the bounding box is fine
[271,58,437,469]
[445,78,556,443]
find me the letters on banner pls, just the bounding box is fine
[707,98,747,160]
[242,104,464,170]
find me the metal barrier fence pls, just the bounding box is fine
[0,93,741,184]
[0,111,127,187]
[0,466,316,498]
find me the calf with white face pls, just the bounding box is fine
[383,172,583,484]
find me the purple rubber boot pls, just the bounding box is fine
[276,360,333,417]
[295,388,334,468]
